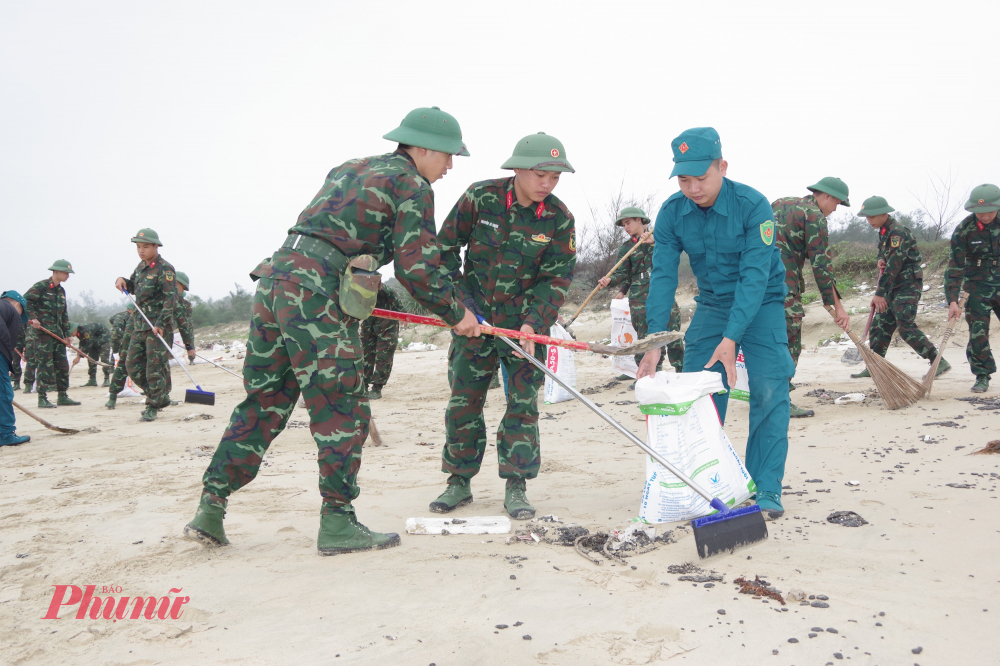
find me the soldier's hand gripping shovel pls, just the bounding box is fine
[371,308,681,356]
[122,290,215,406]
[472,313,767,559]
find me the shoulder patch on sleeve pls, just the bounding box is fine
[569,229,576,253]
[890,235,901,248]
[165,271,174,281]
[760,219,774,245]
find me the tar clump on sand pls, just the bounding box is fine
[827,511,868,527]
[734,575,785,605]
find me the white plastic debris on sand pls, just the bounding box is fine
[402,342,438,352]
[405,516,511,535]
[834,393,865,404]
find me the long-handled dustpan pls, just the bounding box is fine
[476,315,767,559]
[122,290,215,405]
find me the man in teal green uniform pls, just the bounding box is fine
[637,127,794,521]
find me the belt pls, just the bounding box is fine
[281,234,349,273]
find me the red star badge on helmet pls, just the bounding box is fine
[550,148,559,158]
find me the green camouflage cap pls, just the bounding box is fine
[964,183,1000,213]
[501,132,575,173]
[670,127,722,177]
[175,271,190,288]
[131,228,163,245]
[48,259,75,274]
[807,176,850,207]
[857,196,895,217]
[383,106,469,156]
[615,206,650,226]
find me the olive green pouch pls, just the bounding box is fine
[339,255,381,320]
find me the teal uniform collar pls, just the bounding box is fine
[678,178,731,217]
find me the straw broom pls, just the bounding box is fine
[922,291,967,397]
[825,305,924,410]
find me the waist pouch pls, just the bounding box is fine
[280,234,381,320]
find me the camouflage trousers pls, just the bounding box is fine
[126,328,174,409]
[33,332,69,395]
[109,321,134,396]
[442,334,543,482]
[964,281,1000,377]
[869,285,937,361]
[21,329,36,388]
[10,342,24,383]
[632,299,684,372]
[201,278,368,515]
[79,340,112,382]
[361,315,399,388]
[784,293,805,367]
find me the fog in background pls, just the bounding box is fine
[2,0,997,304]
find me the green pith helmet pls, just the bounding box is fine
[501,132,575,173]
[615,206,650,226]
[68,322,81,336]
[807,176,850,207]
[857,196,895,217]
[131,228,163,245]
[965,183,1000,213]
[126,301,135,310]
[176,271,190,288]
[383,106,469,156]
[48,259,75,274]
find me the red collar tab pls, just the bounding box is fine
[535,201,545,219]
[880,226,887,236]
[150,261,156,268]
[506,189,545,219]
[49,283,55,289]
[506,190,513,211]
[977,221,985,232]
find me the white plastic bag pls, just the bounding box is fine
[543,323,577,404]
[635,371,755,524]
[610,298,638,378]
[731,347,750,401]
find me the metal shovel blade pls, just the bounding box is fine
[589,331,683,356]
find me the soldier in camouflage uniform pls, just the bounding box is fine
[20,327,36,393]
[184,106,480,556]
[361,284,402,399]
[107,303,134,402]
[111,229,178,422]
[109,304,133,356]
[10,325,25,390]
[70,321,112,386]
[772,177,852,417]
[598,206,684,376]
[431,132,576,521]
[946,184,1000,393]
[850,196,948,379]
[174,272,197,365]
[24,260,80,408]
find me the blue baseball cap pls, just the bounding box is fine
[1,290,28,325]
[670,127,723,177]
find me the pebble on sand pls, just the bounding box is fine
[522,635,531,640]
[788,637,799,643]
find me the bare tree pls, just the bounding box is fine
[909,170,967,242]
[575,176,660,287]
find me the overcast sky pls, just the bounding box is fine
[2,0,997,302]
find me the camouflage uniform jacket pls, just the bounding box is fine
[376,284,403,312]
[76,322,111,347]
[109,311,131,351]
[607,236,653,301]
[174,297,195,350]
[876,218,923,297]
[250,148,464,326]
[24,278,70,337]
[772,194,838,306]
[439,177,576,334]
[945,214,1000,303]
[122,257,177,332]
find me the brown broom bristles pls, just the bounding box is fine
[827,306,924,410]
[923,291,968,397]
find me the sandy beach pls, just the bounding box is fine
[2,295,998,665]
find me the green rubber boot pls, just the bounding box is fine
[790,403,814,418]
[429,477,473,513]
[22,385,33,394]
[105,396,116,410]
[37,393,55,409]
[140,407,157,422]
[82,378,98,387]
[317,509,400,556]
[11,380,20,391]
[615,374,632,381]
[101,378,110,387]
[972,375,989,393]
[755,490,784,521]
[183,494,230,546]
[504,478,535,520]
[934,358,951,377]
[57,392,81,406]
[850,367,871,379]
[368,385,383,400]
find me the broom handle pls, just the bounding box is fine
[122,290,203,391]
[565,230,651,326]
[371,308,593,353]
[172,341,243,379]
[37,326,113,368]
[12,400,77,433]
[933,292,968,357]
[857,266,884,341]
[826,305,865,347]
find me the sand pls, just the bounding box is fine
[1,295,998,665]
